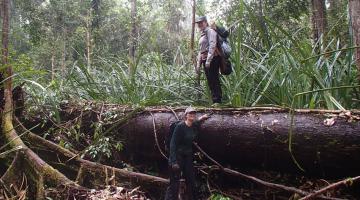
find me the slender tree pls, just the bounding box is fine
[349,0,360,82]
[258,0,271,48]
[86,8,92,69]
[311,0,327,45]
[129,0,137,74]
[190,0,196,65]
[2,0,15,135]
[190,0,201,100]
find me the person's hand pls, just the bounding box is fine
[171,163,180,171]
[195,64,201,75]
[202,114,210,120]
[205,61,211,68]
[199,114,211,121]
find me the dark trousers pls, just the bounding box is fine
[202,56,222,103]
[165,154,197,200]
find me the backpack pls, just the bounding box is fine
[165,120,181,152]
[206,25,233,75]
[215,25,232,59]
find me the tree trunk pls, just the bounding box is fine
[258,0,271,48]
[86,9,92,70]
[42,104,360,179]
[51,50,55,81]
[190,0,196,64]
[129,0,137,75]
[61,28,66,75]
[349,0,360,82]
[311,0,327,45]
[191,0,201,101]
[91,0,100,30]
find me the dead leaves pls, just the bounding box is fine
[324,118,335,126]
[89,186,149,200]
[324,110,360,126]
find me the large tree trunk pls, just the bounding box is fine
[45,104,360,179]
[311,0,327,45]
[349,0,360,82]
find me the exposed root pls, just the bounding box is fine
[21,130,168,190]
[1,127,164,199]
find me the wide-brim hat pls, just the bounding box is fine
[195,16,207,23]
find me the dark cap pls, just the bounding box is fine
[195,16,207,23]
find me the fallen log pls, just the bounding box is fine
[24,103,360,178]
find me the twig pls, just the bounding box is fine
[299,176,360,200]
[165,106,180,120]
[150,112,168,160]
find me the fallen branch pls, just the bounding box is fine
[20,127,169,189]
[299,176,360,200]
[194,143,345,200]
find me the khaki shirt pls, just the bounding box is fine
[197,27,218,68]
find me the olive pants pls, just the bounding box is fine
[165,154,197,200]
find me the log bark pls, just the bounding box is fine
[44,104,360,178]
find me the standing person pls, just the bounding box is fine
[165,107,210,200]
[195,16,222,104]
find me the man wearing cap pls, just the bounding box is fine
[165,107,210,200]
[195,16,222,104]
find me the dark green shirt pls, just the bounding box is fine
[169,120,200,165]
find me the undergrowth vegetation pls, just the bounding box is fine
[20,30,360,112]
[12,1,357,112]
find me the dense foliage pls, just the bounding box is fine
[3,0,359,110]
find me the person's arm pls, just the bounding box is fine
[169,124,181,166]
[198,114,210,122]
[206,29,217,68]
[193,114,211,129]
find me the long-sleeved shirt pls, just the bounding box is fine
[197,27,218,68]
[169,120,200,165]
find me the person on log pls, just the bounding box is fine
[165,106,210,200]
[195,16,222,105]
